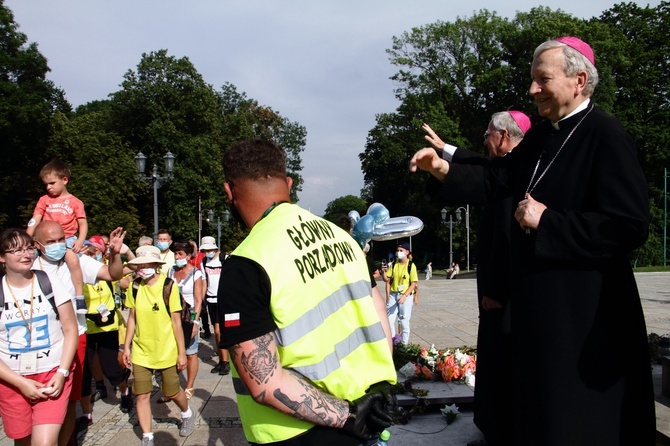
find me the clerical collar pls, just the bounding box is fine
[552,98,591,130]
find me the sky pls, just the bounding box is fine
[5,0,661,216]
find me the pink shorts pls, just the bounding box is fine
[69,333,86,401]
[0,367,73,439]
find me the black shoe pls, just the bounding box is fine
[211,362,222,374]
[219,361,230,376]
[91,386,108,402]
[120,393,134,413]
[76,415,92,433]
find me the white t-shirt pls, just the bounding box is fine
[32,255,104,335]
[0,272,72,374]
[200,255,223,303]
[168,266,203,308]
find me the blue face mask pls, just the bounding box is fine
[42,242,67,262]
[156,241,170,251]
[206,252,215,260]
[175,258,188,268]
[94,253,103,262]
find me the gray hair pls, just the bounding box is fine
[533,40,599,97]
[138,235,153,247]
[490,112,525,144]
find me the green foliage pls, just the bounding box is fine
[322,195,368,224]
[362,4,670,265]
[0,1,71,226]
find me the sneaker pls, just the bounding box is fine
[120,393,134,413]
[140,437,154,446]
[75,415,92,433]
[91,386,108,402]
[179,410,196,437]
[210,362,222,374]
[75,297,88,314]
[219,361,230,376]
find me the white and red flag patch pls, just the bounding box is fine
[224,312,240,327]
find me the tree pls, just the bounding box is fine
[43,111,143,237]
[218,83,306,203]
[106,49,226,240]
[322,195,368,224]
[362,5,670,265]
[0,0,71,226]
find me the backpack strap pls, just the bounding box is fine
[163,277,174,316]
[33,270,59,320]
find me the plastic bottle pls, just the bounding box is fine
[375,430,391,446]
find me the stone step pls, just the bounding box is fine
[396,379,474,407]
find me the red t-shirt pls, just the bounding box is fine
[34,194,86,237]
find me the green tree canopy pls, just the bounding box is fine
[322,195,368,225]
[0,0,70,226]
[361,4,670,266]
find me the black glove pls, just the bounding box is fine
[341,393,387,441]
[366,381,398,413]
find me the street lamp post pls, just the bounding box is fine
[135,151,175,242]
[206,209,231,248]
[441,208,459,266]
[455,205,470,271]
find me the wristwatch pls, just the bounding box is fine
[57,368,70,377]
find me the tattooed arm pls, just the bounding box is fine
[228,332,350,428]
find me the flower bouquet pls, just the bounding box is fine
[393,336,477,385]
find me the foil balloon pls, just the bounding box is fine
[348,210,361,227]
[371,216,424,241]
[366,203,390,225]
[351,214,375,248]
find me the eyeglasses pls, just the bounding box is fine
[4,246,37,256]
[483,129,503,141]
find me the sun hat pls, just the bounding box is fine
[508,111,531,134]
[127,245,165,265]
[84,235,107,253]
[555,36,595,66]
[200,236,218,251]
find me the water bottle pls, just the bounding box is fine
[374,430,390,446]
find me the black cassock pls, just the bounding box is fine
[434,104,655,445]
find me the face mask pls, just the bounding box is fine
[175,258,188,268]
[396,251,406,260]
[42,242,67,262]
[156,242,170,251]
[137,268,155,280]
[94,253,103,262]
[206,252,215,260]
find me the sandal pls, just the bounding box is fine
[184,388,194,400]
[157,396,170,403]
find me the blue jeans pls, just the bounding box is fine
[386,291,414,344]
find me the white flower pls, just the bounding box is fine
[399,362,417,378]
[441,403,460,415]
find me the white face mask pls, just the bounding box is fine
[396,251,406,260]
[174,258,188,268]
[137,268,156,280]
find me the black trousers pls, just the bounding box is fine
[81,330,127,397]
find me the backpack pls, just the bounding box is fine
[132,276,193,346]
[0,270,59,319]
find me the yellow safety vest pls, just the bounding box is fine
[231,204,396,444]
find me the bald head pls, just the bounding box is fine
[33,221,66,247]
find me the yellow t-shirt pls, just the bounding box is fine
[387,261,418,293]
[83,280,118,334]
[125,275,182,369]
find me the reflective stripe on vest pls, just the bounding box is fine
[230,204,396,444]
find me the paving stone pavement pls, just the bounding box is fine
[0,272,667,445]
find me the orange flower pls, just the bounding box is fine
[421,365,434,380]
